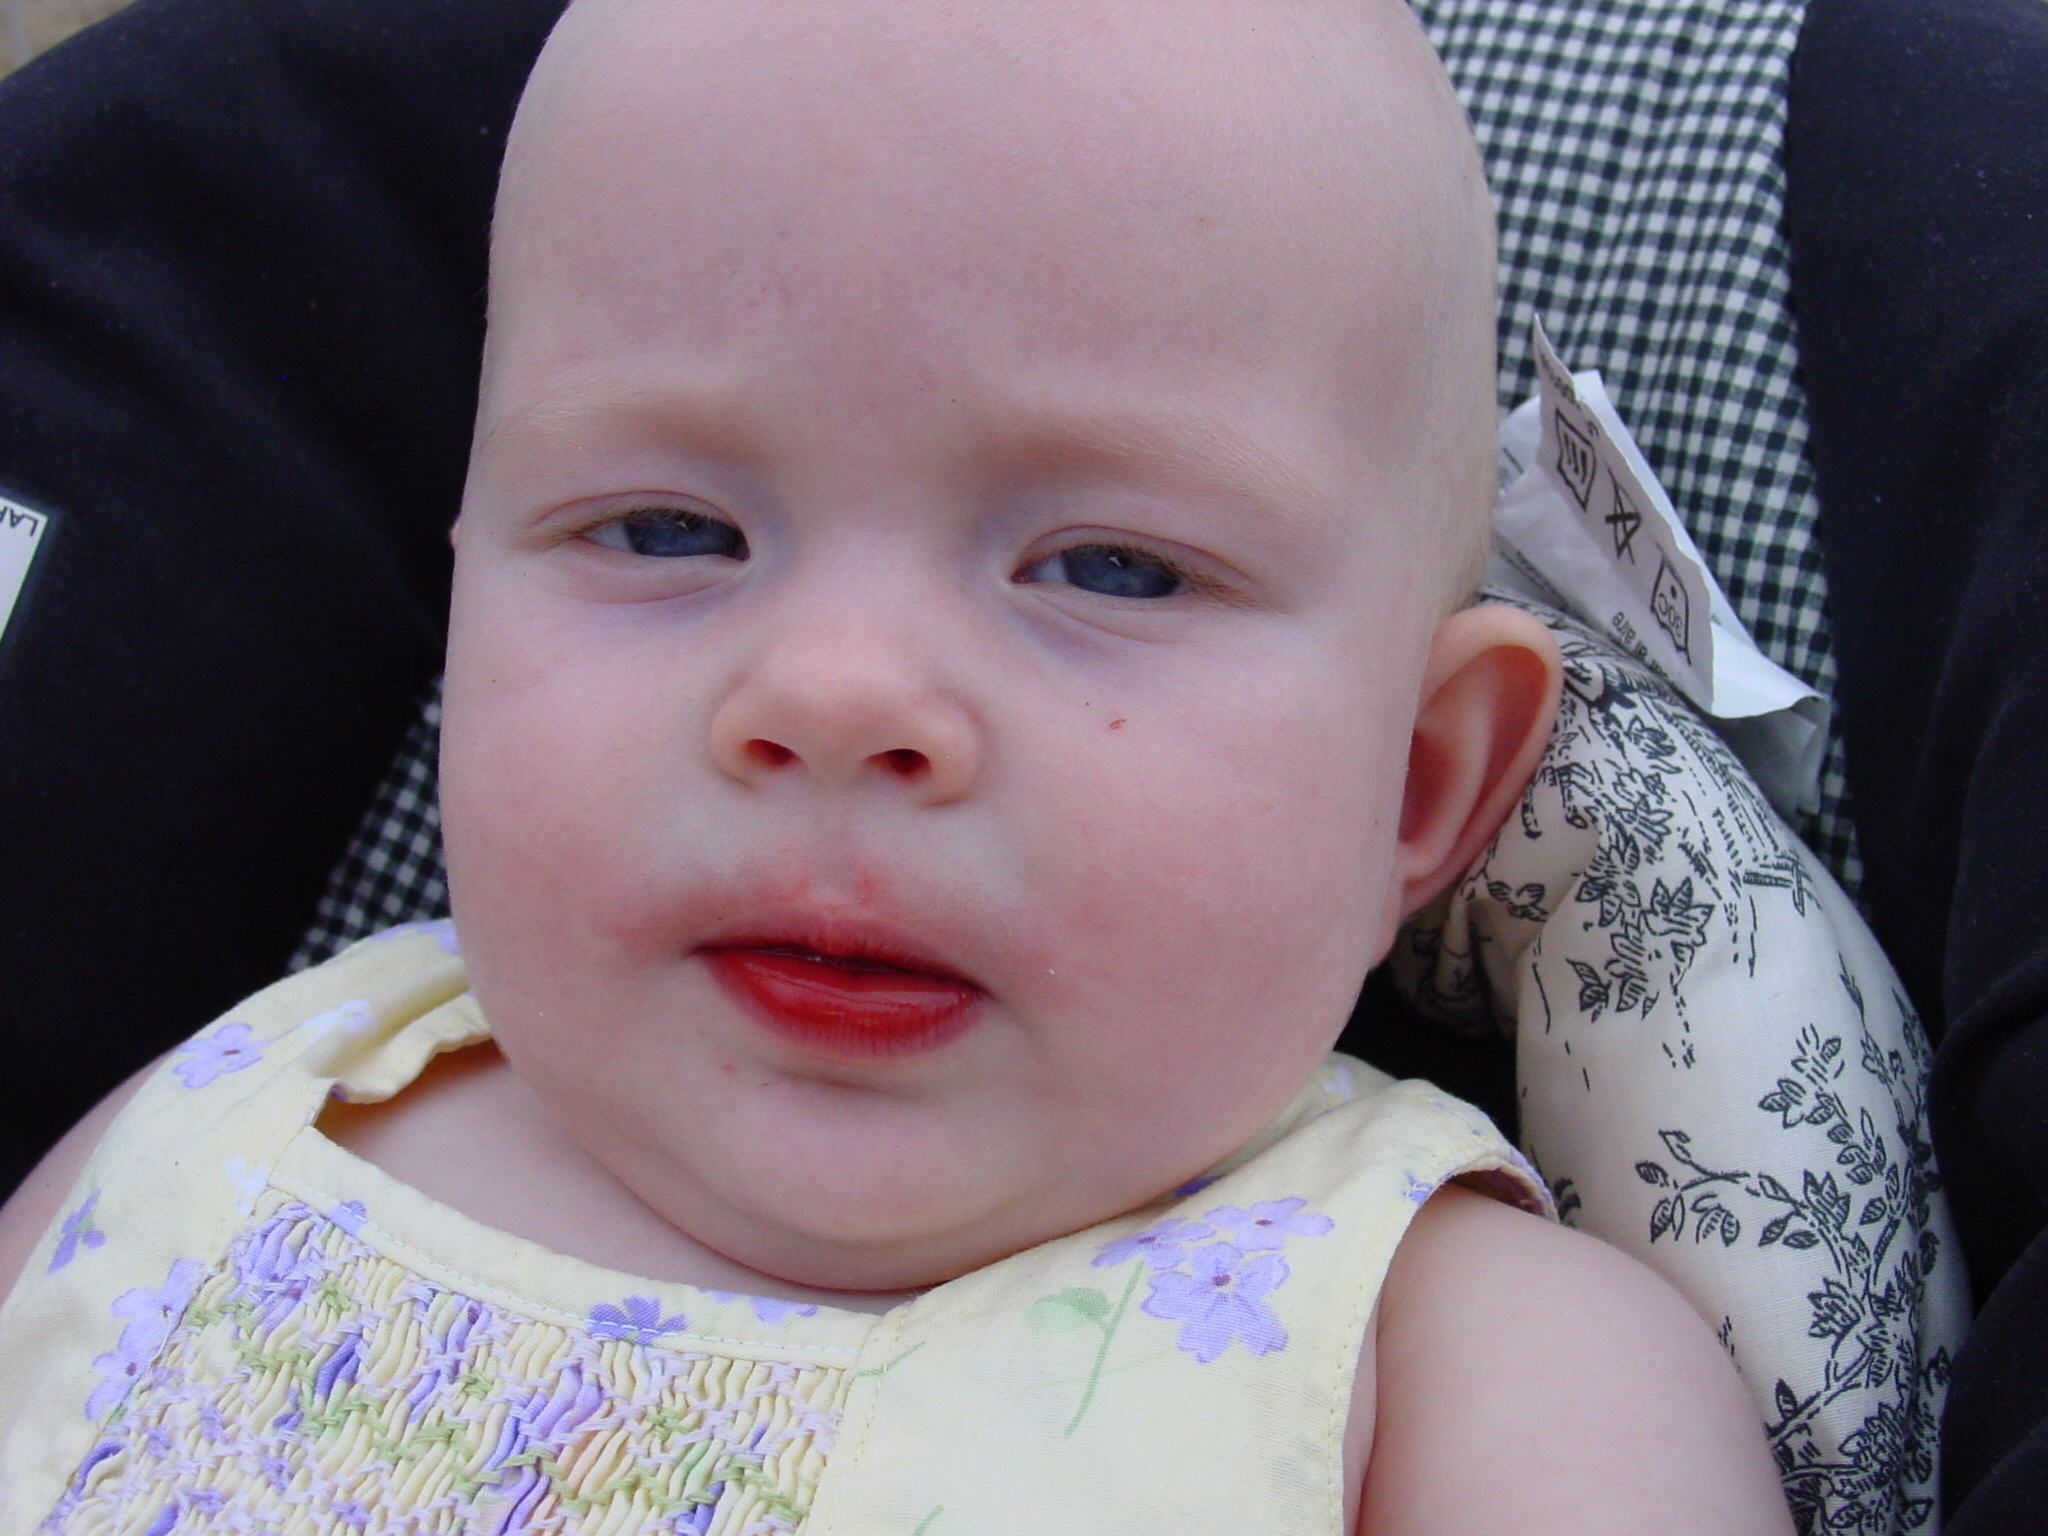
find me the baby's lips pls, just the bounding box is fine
[703,944,982,1060]
[693,907,986,990]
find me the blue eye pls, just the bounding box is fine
[590,509,748,560]
[1024,543,1184,599]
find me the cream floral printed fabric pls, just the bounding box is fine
[0,928,1541,1534]
[1393,600,1965,1536]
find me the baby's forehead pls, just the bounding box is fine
[491,0,1498,575]
[506,1,1485,374]
[525,0,1469,226]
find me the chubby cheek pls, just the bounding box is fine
[1026,668,1405,1134]
[439,585,694,1026]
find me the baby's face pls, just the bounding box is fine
[444,0,1497,1290]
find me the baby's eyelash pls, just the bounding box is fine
[1019,541,1229,602]
[580,506,749,561]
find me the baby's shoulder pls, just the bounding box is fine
[1354,1184,1792,1535]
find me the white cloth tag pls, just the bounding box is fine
[0,491,53,653]
[1488,319,1830,819]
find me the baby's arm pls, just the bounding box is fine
[1357,1184,1794,1536]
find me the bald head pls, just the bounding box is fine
[484,0,1498,599]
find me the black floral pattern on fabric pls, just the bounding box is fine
[1393,601,1962,1536]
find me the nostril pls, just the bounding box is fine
[747,739,796,768]
[879,748,928,778]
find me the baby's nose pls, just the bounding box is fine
[707,623,980,804]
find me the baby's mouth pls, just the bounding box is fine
[702,941,982,1060]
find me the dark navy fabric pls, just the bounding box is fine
[1786,0,2048,1525]
[0,0,562,1195]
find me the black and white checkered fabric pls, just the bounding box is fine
[295,0,1855,967]
[290,681,448,968]
[1414,0,1854,882]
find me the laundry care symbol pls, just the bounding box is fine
[1552,412,1599,510]
[1606,479,1643,563]
[1651,557,1693,662]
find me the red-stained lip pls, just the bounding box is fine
[702,928,983,1061]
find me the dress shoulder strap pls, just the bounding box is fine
[0,923,480,1519]
[808,1056,1547,1536]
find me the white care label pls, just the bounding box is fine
[0,490,53,652]
[1489,319,1830,819]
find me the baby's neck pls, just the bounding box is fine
[317,1042,916,1315]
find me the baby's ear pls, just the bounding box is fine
[1389,604,1562,924]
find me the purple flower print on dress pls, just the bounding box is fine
[1139,1241,1289,1364]
[49,1190,106,1273]
[1091,1215,1215,1271]
[1205,1197,1334,1251]
[707,1290,819,1324]
[372,917,461,955]
[224,1157,270,1217]
[111,1259,203,1344]
[303,998,377,1041]
[172,1020,262,1088]
[1037,1192,1331,1434]
[86,1258,204,1420]
[587,1294,689,1345]
[1401,1172,1437,1206]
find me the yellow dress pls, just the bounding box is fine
[0,925,1546,1534]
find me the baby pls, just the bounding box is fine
[0,0,1794,1530]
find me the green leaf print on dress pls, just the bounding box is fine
[1029,1198,1333,1435]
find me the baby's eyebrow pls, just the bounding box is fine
[472,369,761,466]
[473,368,1337,528]
[972,397,1332,524]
